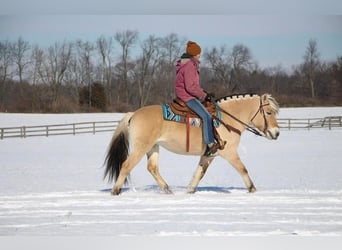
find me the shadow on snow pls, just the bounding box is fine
[100,185,247,194]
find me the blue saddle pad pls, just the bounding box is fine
[162,103,221,128]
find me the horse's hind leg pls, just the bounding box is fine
[147,145,172,194]
[111,149,146,195]
[187,156,215,193]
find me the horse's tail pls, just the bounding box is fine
[104,112,134,184]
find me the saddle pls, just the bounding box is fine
[171,97,218,118]
[169,98,225,153]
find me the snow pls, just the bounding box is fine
[0,108,342,238]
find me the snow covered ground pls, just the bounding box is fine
[0,107,342,237]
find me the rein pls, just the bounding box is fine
[213,98,269,137]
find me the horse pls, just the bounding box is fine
[104,93,280,195]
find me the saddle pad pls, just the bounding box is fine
[162,103,221,128]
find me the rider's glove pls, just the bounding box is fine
[205,92,215,102]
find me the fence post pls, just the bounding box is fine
[22,126,26,138]
[308,119,310,130]
[73,124,76,135]
[329,117,332,130]
[46,126,49,137]
[1,128,3,140]
[93,122,96,134]
[288,119,291,130]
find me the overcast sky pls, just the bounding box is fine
[1,0,341,70]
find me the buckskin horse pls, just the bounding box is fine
[104,93,280,195]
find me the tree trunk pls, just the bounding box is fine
[310,78,315,98]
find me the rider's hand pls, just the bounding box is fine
[205,92,215,102]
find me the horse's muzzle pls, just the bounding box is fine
[266,127,280,140]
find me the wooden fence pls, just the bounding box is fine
[0,121,119,140]
[277,116,342,130]
[1,116,341,140]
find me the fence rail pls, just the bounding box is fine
[1,116,341,140]
[0,121,119,140]
[278,116,342,130]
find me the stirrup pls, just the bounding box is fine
[204,143,220,156]
[203,140,226,157]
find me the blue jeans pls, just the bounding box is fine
[186,99,215,144]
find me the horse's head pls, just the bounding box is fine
[251,94,280,140]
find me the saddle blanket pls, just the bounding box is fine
[162,103,221,128]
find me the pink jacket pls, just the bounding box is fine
[175,58,206,102]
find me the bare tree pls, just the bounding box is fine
[44,41,73,108]
[0,40,13,83]
[160,33,183,66]
[30,45,45,111]
[64,51,82,99]
[76,40,94,107]
[114,30,138,104]
[0,40,13,110]
[263,64,287,94]
[230,44,253,92]
[303,39,320,98]
[203,45,232,91]
[12,37,30,83]
[97,35,114,105]
[159,33,184,100]
[31,45,44,85]
[133,35,161,107]
[231,44,252,70]
[329,56,342,101]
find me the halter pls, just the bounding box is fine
[214,96,270,137]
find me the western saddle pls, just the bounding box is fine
[170,98,225,153]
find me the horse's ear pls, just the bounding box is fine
[262,94,268,102]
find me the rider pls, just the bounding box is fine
[175,41,221,156]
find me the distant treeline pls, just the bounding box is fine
[1,32,341,113]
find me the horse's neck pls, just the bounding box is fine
[218,97,259,123]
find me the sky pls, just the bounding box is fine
[0,0,342,70]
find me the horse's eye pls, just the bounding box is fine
[266,111,272,115]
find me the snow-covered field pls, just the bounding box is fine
[0,107,342,238]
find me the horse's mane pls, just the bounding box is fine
[216,93,279,114]
[216,93,258,103]
[264,94,280,114]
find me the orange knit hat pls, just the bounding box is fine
[186,41,201,56]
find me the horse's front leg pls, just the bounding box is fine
[220,149,256,193]
[187,155,215,193]
[147,144,172,194]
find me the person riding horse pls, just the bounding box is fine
[175,41,224,156]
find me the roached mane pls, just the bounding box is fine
[216,93,258,103]
[216,93,280,114]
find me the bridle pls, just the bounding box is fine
[250,98,270,135]
[213,97,270,137]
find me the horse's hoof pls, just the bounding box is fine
[111,188,121,195]
[187,187,196,194]
[164,189,173,195]
[162,186,173,194]
[248,186,257,193]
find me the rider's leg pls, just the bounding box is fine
[186,99,215,145]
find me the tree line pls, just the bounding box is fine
[1,31,341,113]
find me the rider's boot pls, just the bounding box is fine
[204,139,226,156]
